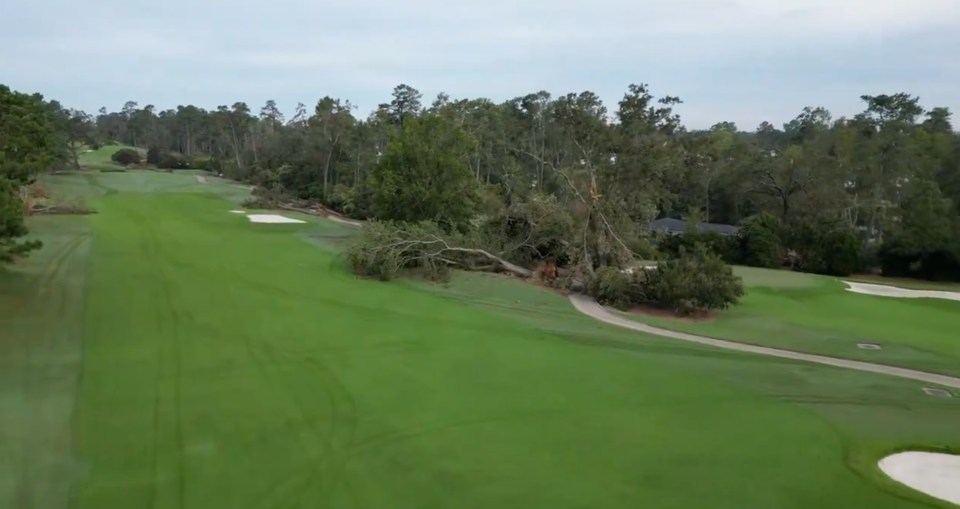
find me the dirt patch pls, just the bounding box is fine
[30,205,97,215]
[278,204,361,227]
[922,387,953,398]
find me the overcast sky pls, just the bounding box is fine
[1,0,958,129]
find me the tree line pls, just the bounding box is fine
[3,81,960,310]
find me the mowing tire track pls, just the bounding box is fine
[349,409,567,453]
[299,352,358,507]
[220,257,358,509]
[237,340,334,509]
[245,349,359,509]
[220,257,329,509]
[12,229,90,509]
[134,205,187,509]
[569,294,960,389]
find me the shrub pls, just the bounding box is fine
[879,237,960,281]
[644,245,744,315]
[588,244,744,315]
[818,228,862,276]
[1,177,42,262]
[191,157,223,174]
[146,146,162,165]
[326,184,357,216]
[589,266,645,309]
[156,152,190,170]
[738,213,782,268]
[859,242,881,274]
[783,222,862,276]
[110,148,141,166]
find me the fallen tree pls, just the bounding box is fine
[346,220,531,281]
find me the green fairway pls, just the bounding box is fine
[75,145,138,172]
[733,265,824,288]
[3,172,960,509]
[618,266,960,377]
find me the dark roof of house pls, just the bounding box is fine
[649,217,740,236]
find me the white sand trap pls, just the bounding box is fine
[196,175,207,183]
[844,282,960,302]
[229,210,246,214]
[879,452,960,505]
[246,214,305,224]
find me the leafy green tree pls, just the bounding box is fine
[1,86,59,182]
[738,212,783,268]
[1,177,41,262]
[877,179,958,280]
[146,146,162,165]
[383,84,422,127]
[614,84,684,223]
[370,114,479,231]
[893,179,953,253]
[59,84,960,282]
[308,97,355,199]
[1,85,58,262]
[878,186,954,278]
[818,227,862,276]
[50,107,96,170]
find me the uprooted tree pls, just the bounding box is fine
[346,220,532,281]
[345,85,744,314]
[69,82,960,284]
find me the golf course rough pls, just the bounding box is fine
[1,170,958,509]
[569,294,960,389]
[615,268,960,377]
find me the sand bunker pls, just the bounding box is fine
[246,214,306,224]
[229,210,246,214]
[196,175,207,183]
[844,282,960,302]
[879,452,960,505]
